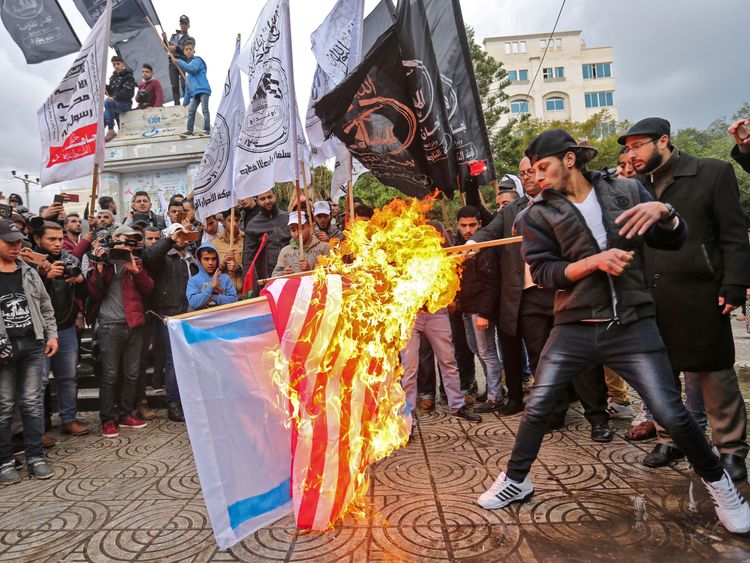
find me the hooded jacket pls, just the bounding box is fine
[186,244,238,311]
[175,55,211,104]
[105,68,136,105]
[0,260,57,341]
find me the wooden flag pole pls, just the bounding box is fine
[145,15,187,81]
[172,235,524,321]
[492,179,500,195]
[229,207,236,253]
[439,198,450,230]
[346,153,355,223]
[89,163,100,217]
[294,179,305,263]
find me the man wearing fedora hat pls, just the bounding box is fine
[619,117,750,480]
[477,129,750,534]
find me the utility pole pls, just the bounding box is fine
[10,171,40,208]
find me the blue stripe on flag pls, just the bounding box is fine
[227,478,291,529]
[181,314,275,344]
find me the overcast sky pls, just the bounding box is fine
[0,0,746,208]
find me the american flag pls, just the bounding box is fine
[263,274,395,529]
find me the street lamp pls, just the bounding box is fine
[10,171,40,208]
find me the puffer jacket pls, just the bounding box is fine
[105,68,136,105]
[517,171,687,326]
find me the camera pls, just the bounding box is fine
[61,254,82,278]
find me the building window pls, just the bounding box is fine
[540,39,547,49]
[519,69,529,81]
[585,91,615,108]
[555,38,562,49]
[510,100,529,114]
[508,70,517,81]
[582,63,613,79]
[593,121,617,138]
[504,42,511,55]
[543,67,564,80]
[546,97,565,111]
[519,41,527,53]
[512,41,519,54]
[509,69,529,82]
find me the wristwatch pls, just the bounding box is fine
[658,202,677,224]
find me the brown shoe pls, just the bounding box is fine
[137,399,157,421]
[62,420,89,436]
[417,398,435,412]
[104,129,117,142]
[624,420,656,442]
[42,433,56,448]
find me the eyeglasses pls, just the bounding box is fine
[623,139,655,154]
[519,170,534,177]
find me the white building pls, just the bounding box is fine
[483,30,617,130]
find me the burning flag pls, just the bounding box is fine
[262,197,461,529]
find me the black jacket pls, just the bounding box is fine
[642,150,750,371]
[517,172,687,326]
[731,144,750,174]
[167,31,195,61]
[142,238,198,316]
[456,243,500,319]
[38,251,82,330]
[106,68,136,105]
[242,205,291,281]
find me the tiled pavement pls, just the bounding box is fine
[1,397,750,562]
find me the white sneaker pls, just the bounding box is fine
[478,471,534,509]
[607,398,634,419]
[703,470,750,534]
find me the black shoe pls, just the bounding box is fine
[474,399,503,413]
[590,424,614,443]
[474,391,488,404]
[167,402,185,422]
[643,444,684,468]
[498,399,524,417]
[721,453,748,483]
[452,406,482,423]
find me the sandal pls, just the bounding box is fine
[624,420,656,441]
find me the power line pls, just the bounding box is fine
[524,0,567,102]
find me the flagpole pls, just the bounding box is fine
[282,0,305,264]
[346,152,355,222]
[229,207,235,253]
[89,163,99,216]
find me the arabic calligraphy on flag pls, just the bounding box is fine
[37,0,110,185]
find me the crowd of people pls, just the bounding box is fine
[104,14,210,143]
[0,114,749,534]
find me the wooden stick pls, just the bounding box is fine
[229,207,235,253]
[173,235,524,321]
[439,198,450,229]
[492,179,500,195]
[89,163,99,216]
[146,15,187,81]
[347,153,355,222]
[294,179,305,263]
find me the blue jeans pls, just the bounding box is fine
[187,93,210,133]
[98,323,143,422]
[506,318,723,483]
[463,314,504,402]
[0,336,46,464]
[42,325,78,424]
[104,98,131,129]
[160,323,181,405]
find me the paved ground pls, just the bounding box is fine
[1,319,749,562]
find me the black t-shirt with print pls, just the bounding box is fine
[0,269,32,338]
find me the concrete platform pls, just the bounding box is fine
[1,318,749,561]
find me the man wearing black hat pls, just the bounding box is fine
[162,16,195,106]
[477,129,750,534]
[0,219,58,484]
[619,117,750,480]
[104,56,136,143]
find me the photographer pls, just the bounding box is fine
[142,224,198,422]
[0,219,58,484]
[29,222,88,437]
[86,226,153,438]
[124,192,166,230]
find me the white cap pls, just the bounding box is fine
[288,212,308,226]
[313,201,331,216]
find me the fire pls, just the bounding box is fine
[267,197,461,529]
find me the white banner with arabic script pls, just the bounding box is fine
[233,0,304,198]
[37,0,110,186]
[194,37,245,224]
[305,0,364,167]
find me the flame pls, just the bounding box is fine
[268,197,461,529]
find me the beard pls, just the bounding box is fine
[635,147,664,175]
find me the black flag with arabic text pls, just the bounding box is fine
[1,0,81,64]
[71,0,150,42]
[423,0,496,187]
[315,0,456,199]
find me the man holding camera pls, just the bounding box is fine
[0,219,58,484]
[125,192,166,231]
[31,222,88,437]
[86,226,153,438]
[142,224,199,422]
